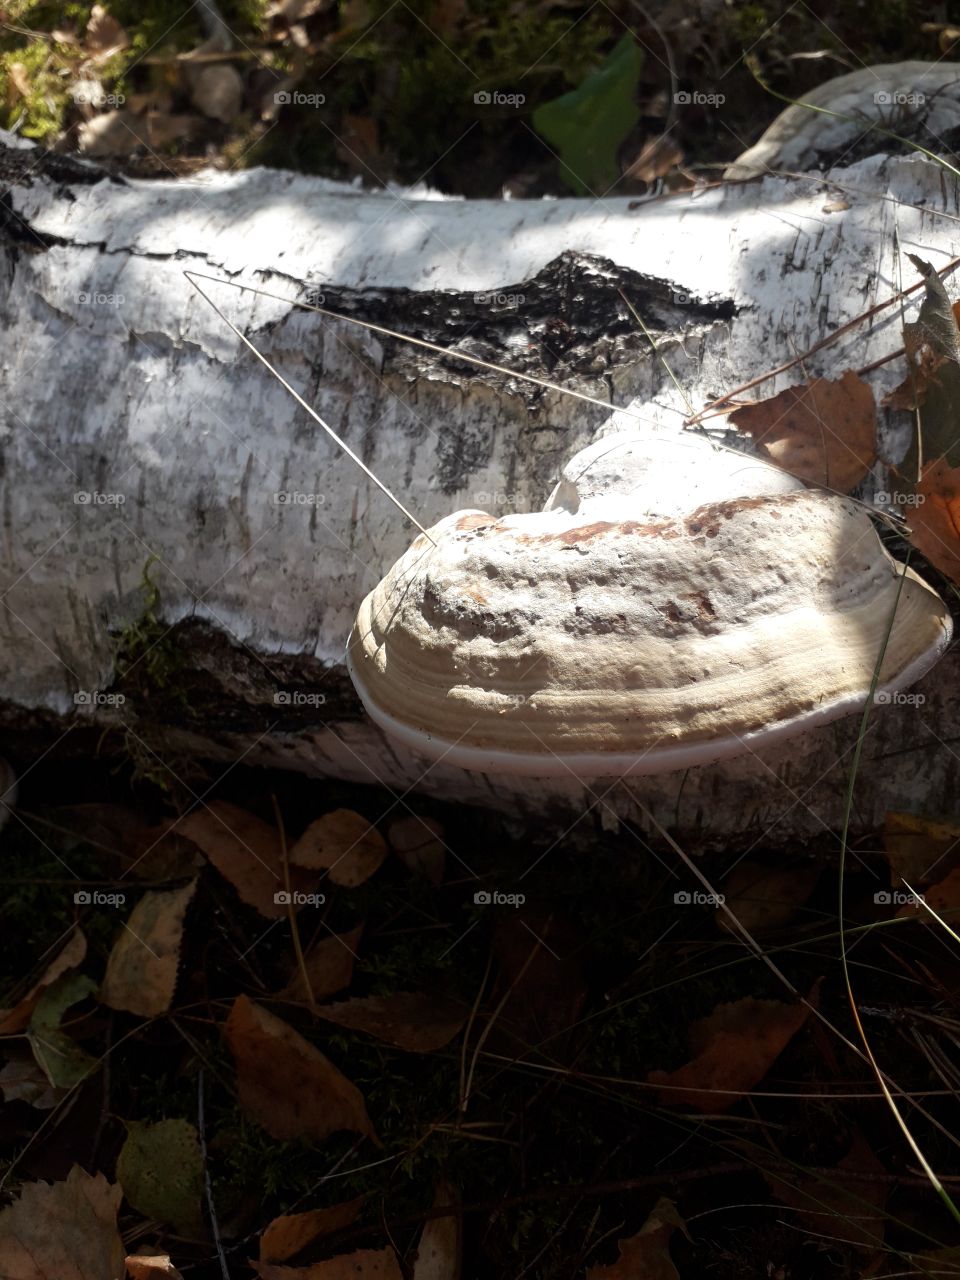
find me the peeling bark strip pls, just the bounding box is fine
[1,129,960,841]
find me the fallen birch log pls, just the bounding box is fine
[1,127,958,843]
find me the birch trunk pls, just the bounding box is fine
[1,131,956,843]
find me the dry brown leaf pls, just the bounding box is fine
[898,865,960,921]
[276,925,363,1004]
[290,810,387,886]
[412,1180,461,1280]
[225,995,377,1144]
[0,1165,125,1280]
[767,1129,887,1250]
[585,1197,686,1279]
[488,910,586,1056]
[647,993,813,1112]
[180,801,313,918]
[729,371,876,492]
[58,803,199,881]
[717,862,819,934]
[99,879,197,1016]
[388,816,446,884]
[0,928,86,1035]
[883,291,960,413]
[907,456,960,584]
[259,1197,363,1265]
[7,62,32,103]
[315,992,466,1053]
[83,4,129,59]
[623,134,683,184]
[883,811,960,888]
[189,64,244,123]
[126,1255,184,1279]
[257,1249,402,1279]
[0,1054,60,1109]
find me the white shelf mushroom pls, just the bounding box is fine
[346,431,952,777]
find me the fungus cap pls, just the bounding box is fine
[346,433,952,777]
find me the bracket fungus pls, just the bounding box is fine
[346,432,952,777]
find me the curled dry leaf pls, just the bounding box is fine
[83,4,129,59]
[647,992,815,1112]
[729,370,876,493]
[882,256,960,582]
[259,1197,364,1266]
[0,1165,125,1280]
[276,924,363,1005]
[180,802,313,918]
[256,1248,402,1279]
[883,256,960,422]
[0,926,86,1034]
[585,1197,687,1280]
[622,133,683,185]
[290,810,387,887]
[315,992,466,1053]
[126,1255,184,1279]
[225,995,377,1144]
[99,879,197,1016]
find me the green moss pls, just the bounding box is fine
[114,557,187,703]
[0,39,74,142]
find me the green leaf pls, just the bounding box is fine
[27,972,98,1089]
[116,1118,205,1237]
[532,35,644,196]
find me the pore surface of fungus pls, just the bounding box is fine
[346,432,952,776]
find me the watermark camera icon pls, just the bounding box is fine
[474,91,491,105]
[673,890,691,904]
[74,890,91,904]
[274,890,291,905]
[474,890,492,905]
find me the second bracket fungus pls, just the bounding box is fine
[346,432,952,777]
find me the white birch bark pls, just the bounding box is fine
[1,130,957,841]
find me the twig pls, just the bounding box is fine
[198,1068,231,1280]
[686,255,960,422]
[271,793,316,1015]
